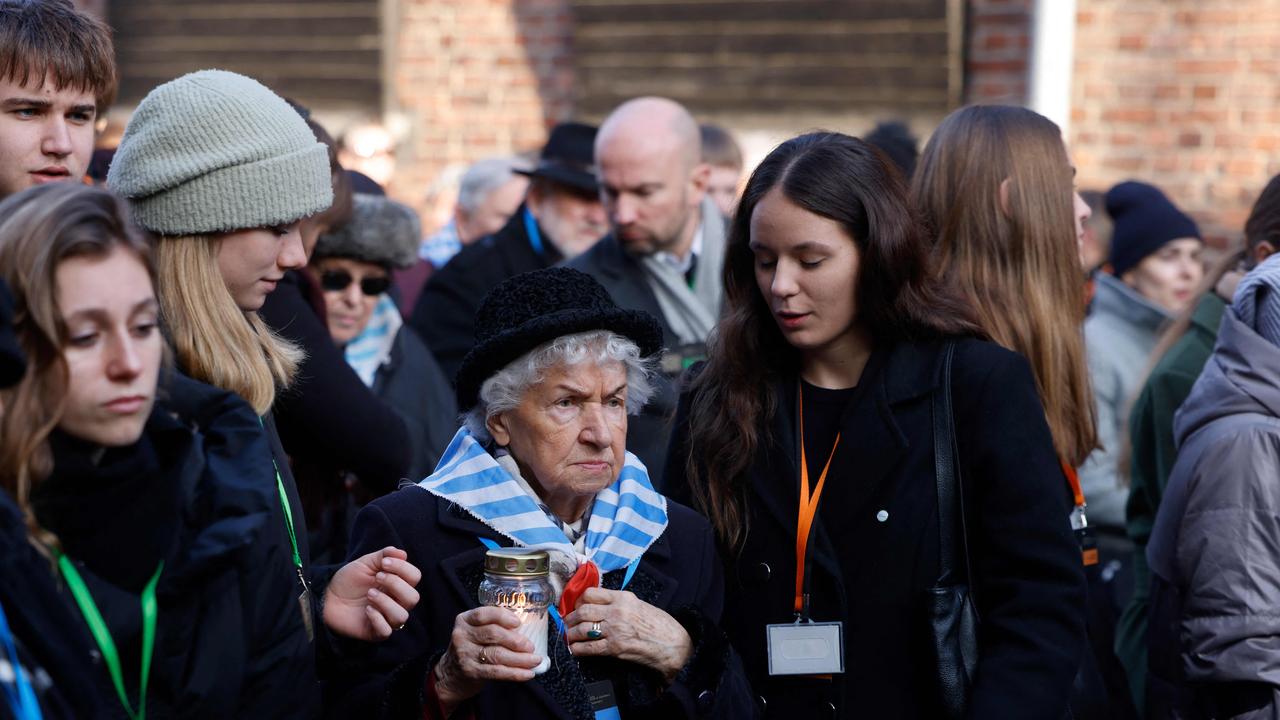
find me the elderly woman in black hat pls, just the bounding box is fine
[311,193,457,479]
[329,267,752,719]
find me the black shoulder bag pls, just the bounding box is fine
[929,341,980,719]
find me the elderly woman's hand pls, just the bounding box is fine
[433,607,544,711]
[564,588,693,681]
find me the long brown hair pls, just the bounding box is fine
[912,105,1097,466]
[685,132,983,549]
[0,183,154,548]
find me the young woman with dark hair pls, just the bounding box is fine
[664,132,1085,718]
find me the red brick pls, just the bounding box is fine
[1175,59,1241,74]
[1179,132,1202,147]
[1193,85,1217,100]
[1102,108,1158,124]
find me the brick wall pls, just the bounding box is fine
[390,0,964,226]
[1071,1,1280,245]
[965,0,1032,104]
[389,0,575,228]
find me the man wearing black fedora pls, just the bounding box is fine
[411,121,609,380]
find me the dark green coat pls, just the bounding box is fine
[1115,292,1225,714]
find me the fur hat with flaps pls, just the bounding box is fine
[313,193,422,269]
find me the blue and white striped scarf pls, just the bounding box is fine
[344,294,401,387]
[418,427,669,577]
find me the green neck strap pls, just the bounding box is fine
[258,418,305,584]
[58,555,162,720]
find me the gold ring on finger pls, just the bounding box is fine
[478,647,490,664]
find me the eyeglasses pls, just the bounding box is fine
[319,269,392,296]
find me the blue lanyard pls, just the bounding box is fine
[522,207,545,256]
[0,600,42,720]
[476,537,639,636]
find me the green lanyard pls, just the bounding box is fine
[272,459,306,588]
[259,418,306,588]
[57,555,162,720]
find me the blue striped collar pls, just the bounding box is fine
[417,428,668,574]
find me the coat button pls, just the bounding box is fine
[757,695,768,712]
[876,510,889,522]
[696,690,715,714]
[753,562,771,583]
[827,701,838,718]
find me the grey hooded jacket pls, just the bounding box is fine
[1146,308,1280,719]
[1082,272,1173,529]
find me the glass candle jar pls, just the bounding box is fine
[478,548,553,674]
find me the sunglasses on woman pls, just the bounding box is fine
[319,269,392,296]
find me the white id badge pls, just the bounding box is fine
[766,620,844,675]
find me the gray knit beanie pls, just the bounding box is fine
[106,69,333,236]
[1233,253,1280,347]
[313,193,421,269]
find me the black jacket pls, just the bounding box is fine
[372,327,459,480]
[0,489,101,719]
[262,269,412,495]
[411,205,564,382]
[663,338,1087,719]
[28,372,317,719]
[564,235,679,483]
[324,485,755,719]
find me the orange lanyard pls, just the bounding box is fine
[795,388,841,615]
[1060,459,1098,566]
[1060,459,1086,508]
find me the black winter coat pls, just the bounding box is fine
[29,372,317,719]
[262,269,412,495]
[325,485,756,719]
[664,338,1087,719]
[371,327,458,479]
[0,489,101,719]
[411,205,564,382]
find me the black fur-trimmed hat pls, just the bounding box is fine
[455,267,663,411]
[313,193,421,269]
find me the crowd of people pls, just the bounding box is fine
[2,1,1280,718]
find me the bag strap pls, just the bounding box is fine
[932,342,978,609]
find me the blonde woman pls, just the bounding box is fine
[106,70,422,682]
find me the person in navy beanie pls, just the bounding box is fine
[1078,180,1204,597]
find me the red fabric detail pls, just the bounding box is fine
[558,560,600,617]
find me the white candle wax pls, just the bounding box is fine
[514,607,551,675]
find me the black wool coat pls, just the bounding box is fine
[664,338,1087,720]
[371,327,459,480]
[262,269,413,495]
[324,484,756,719]
[410,204,564,382]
